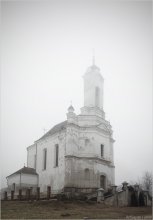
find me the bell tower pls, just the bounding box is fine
[83,63,104,109]
[81,57,105,118]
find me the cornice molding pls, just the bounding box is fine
[65,154,115,168]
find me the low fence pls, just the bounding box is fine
[2,186,58,201]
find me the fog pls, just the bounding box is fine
[1,0,152,188]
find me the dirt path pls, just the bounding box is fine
[1,200,152,219]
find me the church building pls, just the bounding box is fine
[7,60,115,194]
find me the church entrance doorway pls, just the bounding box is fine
[100,175,106,190]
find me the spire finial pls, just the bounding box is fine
[92,48,95,65]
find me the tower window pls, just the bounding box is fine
[95,86,100,107]
[85,138,90,146]
[85,168,90,180]
[54,144,59,167]
[43,148,47,170]
[101,144,104,157]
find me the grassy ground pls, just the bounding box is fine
[1,200,152,219]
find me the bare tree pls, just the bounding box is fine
[142,171,152,196]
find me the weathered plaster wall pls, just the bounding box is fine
[83,69,104,109]
[66,123,114,161]
[27,144,36,168]
[21,173,38,186]
[27,113,114,193]
[65,120,115,190]
[105,190,130,207]
[35,131,66,193]
[65,157,114,189]
[7,173,38,191]
[7,174,20,188]
[118,190,129,206]
[105,195,116,206]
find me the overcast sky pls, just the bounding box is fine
[1,0,152,188]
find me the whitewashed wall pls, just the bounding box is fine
[7,174,20,188]
[83,69,104,109]
[27,144,36,168]
[7,173,38,190]
[65,110,115,190]
[27,113,114,192]
[66,121,114,164]
[21,173,38,186]
[65,157,114,188]
[35,131,66,193]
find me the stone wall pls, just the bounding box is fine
[104,183,152,207]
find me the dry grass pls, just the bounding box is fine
[1,200,152,219]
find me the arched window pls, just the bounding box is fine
[54,144,59,167]
[34,154,36,169]
[101,144,104,157]
[43,148,47,170]
[85,139,90,146]
[100,175,106,189]
[85,168,90,180]
[12,183,15,191]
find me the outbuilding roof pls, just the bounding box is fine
[6,166,38,178]
[37,120,67,141]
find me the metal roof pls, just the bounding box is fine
[37,120,67,141]
[6,166,38,178]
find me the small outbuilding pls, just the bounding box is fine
[6,166,38,192]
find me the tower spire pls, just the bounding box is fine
[92,48,95,65]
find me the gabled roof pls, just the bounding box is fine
[37,120,67,141]
[6,167,38,178]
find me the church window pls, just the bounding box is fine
[85,168,90,180]
[95,86,100,107]
[100,175,106,189]
[34,154,36,169]
[43,148,47,170]
[85,138,90,146]
[101,144,104,157]
[12,183,15,191]
[54,144,59,167]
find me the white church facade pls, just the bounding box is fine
[7,61,115,194]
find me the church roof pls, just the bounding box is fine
[6,167,38,178]
[38,120,67,141]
